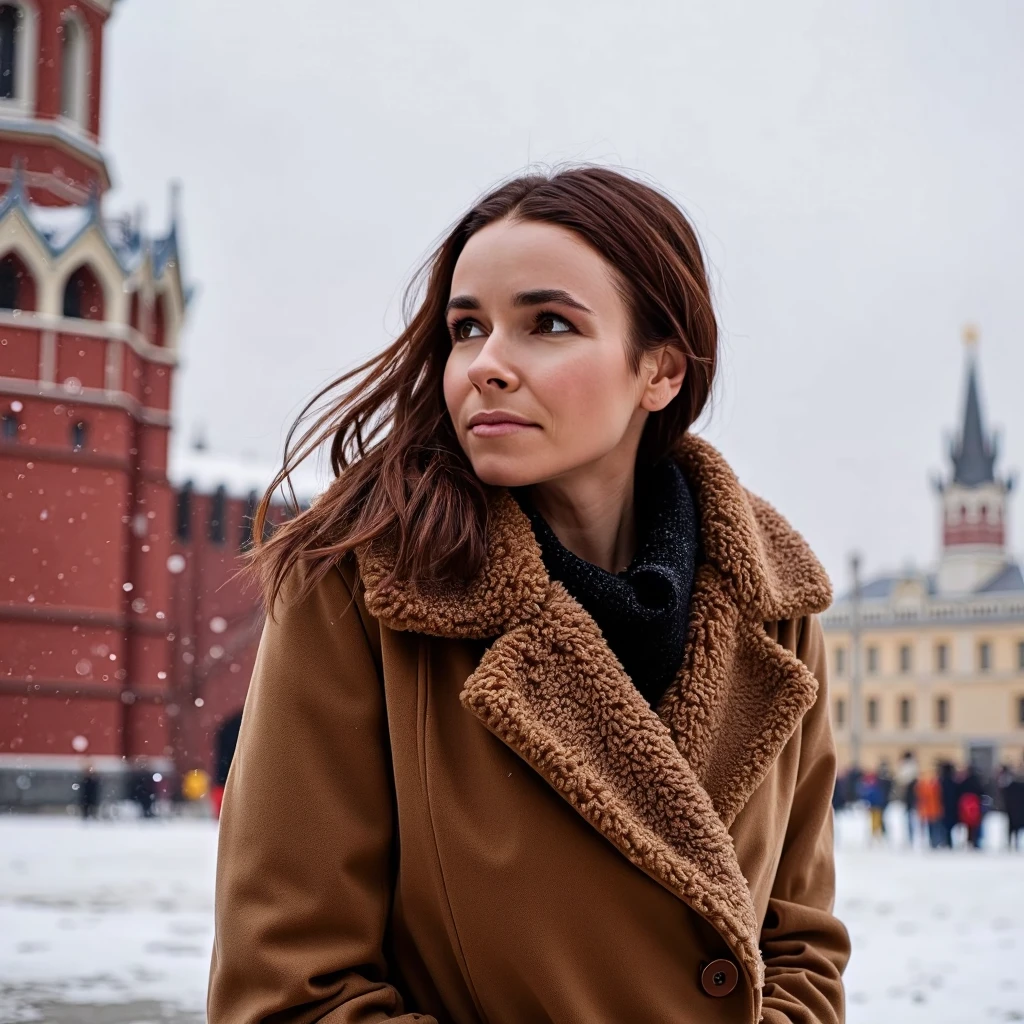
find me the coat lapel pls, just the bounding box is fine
[356,433,832,1007]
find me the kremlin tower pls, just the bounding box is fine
[0,1,280,805]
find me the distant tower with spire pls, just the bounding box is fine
[934,326,1015,594]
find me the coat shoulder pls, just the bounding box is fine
[674,433,832,621]
[741,485,834,621]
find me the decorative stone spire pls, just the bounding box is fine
[951,326,997,487]
[935,327,1014,595]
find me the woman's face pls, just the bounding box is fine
[443,217,681,489]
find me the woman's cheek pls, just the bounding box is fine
[537,353,628,439]
[442,354,468,428]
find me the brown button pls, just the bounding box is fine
[700,958,739,997]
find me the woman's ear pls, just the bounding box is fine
[639,343,687,412]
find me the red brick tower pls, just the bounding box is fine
[0,0,189,801]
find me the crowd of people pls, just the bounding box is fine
[834,751,1024,850]
[75,759,177,820]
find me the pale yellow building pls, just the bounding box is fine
[822,340,1024,775]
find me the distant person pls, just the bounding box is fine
[130,764,157,819]
[876,760,894,837]
[896,750,919,846]
[78,760,100,820]
[957,766,985,849]
[832,773,847,813]
[1002,764,1024,851]
[209,780,226,820]
[845,764,863,808]
[863,771,886,841]
[916,769,943,849]
[939,761,959,848]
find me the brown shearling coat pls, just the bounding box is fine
[209,434,851,1024]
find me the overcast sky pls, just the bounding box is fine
[100,1,1024,592]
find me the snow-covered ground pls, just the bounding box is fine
[1,808,1022,1023]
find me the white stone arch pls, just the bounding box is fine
[0,206,53,292]
[0,0,38,116]
[58,6,89,130]
[46,225,128,322]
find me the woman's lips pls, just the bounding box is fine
[469,421,540,438]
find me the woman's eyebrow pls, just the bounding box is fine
[445,295,480,316]
[513,289,594,314]
[444,289,594,317]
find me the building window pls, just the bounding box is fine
[1018,641,1024,672]
[59,11,89,127]
[834,647,846,677]
[128,291,142,333]
[936,696,949,729]
[867,646,879,674]
[176,481,192,542]
[152,293,167,348]
[936,643,948,673]
[834,698,845,728]
[899,697,912,728]
[209,484,227,545]
[867,697,878,728]
[0,5,17,100]
[0,250,36,311]
[2,411,18,441]
[899,644,912,673]
[979,641,991,672]
[62,264,105,321]
[239,490,258,552]
[1019,696,1024,728]
[70,420,86,451]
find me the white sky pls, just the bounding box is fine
[100,0,1024,592]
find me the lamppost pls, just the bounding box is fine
[849,552,864,774]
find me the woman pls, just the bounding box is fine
[209,166,850,1024]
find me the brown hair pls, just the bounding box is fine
[249,165,719,615]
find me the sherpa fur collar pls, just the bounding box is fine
[356,433,832,1014]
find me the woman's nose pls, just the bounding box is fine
[466,336,520,393]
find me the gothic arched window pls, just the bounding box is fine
[70,419,87,451]
[0,251,36,311]
[62,264,105,320]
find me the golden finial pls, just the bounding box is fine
[963,323,979,348]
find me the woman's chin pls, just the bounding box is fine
[468,457,549,490]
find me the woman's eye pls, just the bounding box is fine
[537,314,573,334]
[452,319,484,341]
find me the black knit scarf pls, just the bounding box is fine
[513,459,700,708]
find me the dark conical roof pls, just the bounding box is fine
[950,355,997,486]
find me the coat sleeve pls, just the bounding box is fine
[208,562,436,1024]
[759,614,852,1024]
